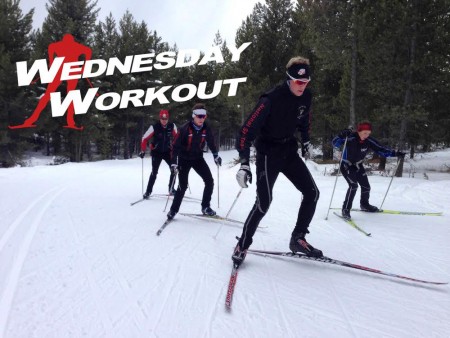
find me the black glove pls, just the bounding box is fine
[138,151,145,159]
[396,151,406,158]
[338,128,353,139]
[214,154,222,166]
[236,163,252,188]
[171,164,178,174]
[301,141,311,159]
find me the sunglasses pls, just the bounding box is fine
[286,71,310,85]
[195,114,206,119]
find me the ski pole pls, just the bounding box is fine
[226,188,243,219]
[325,136,349,220]
[217,164,220,209]
[379,157,401,210]
[141,157,144,196]
[213,188,243,240]
[164,172,177,212]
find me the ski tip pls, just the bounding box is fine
[367,233,372,237]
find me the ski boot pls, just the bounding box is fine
[289,233,323,258]
[231,243,247,267]
[360,203,379,212]
[202,206,216,216]
[342,208,351,220]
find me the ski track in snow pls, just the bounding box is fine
[147,235,198,336]
[65,209,151,336]
[0,187,60,253]
[323,271,358,337]
[66,210,117,336]
[263,256,296,337]
[0,187,65,338]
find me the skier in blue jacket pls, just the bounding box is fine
[332,122,405,219]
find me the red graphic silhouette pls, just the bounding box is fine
[9,34,92,130]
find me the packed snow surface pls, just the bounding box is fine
[1,150,449,337]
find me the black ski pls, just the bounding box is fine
[225,263,240,310]
[156,218,174,236]
[247,249,447,285]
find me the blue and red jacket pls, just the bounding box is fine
[332,132,396,165]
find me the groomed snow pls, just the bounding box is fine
[1,150,449,337]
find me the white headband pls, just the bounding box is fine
[192,109,207,116]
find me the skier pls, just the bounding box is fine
[332,122,405,220]
[166,103,222,219]
[232,56,322,267]
[139,110,177,198]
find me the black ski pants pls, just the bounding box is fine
[340,163,371,210]
[145,152,176,195]
[170,157,214,212]
[238,145,320,250]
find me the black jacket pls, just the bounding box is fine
[172,121,218,163]
[236,82,312,161]
[141,122,177,154]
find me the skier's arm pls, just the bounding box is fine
[236,97,271,162]
[172,124,178,138]
[367,137,396,157]
[296,104,311,144]
[332,136,345,148]
[205,125,218,155]
[140,125,154,152]
[171,127,183,165]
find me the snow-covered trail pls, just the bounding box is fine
[1,151,449,337]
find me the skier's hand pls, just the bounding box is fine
[138,151,145,159]
[338,128,353,139]
[171,164,178,174]
[236,163,252,188]
[301,141,311,159]
[396,151,406,159]
[214,154,222,166]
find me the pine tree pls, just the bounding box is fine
[0,0,33,166]
[21,0,100,162]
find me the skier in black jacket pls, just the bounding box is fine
[332,122,405,219]
[140,110,178,198]
[232,56,322,267]
[166,103,222,220]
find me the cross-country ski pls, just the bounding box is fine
[330,207,443,216]
[333,211,372,236]
[247,249,448,285]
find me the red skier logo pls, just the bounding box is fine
[9,34,92,130]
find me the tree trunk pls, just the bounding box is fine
[378,156,386,171]
[397,3,417,177]
[45,133,51,156]
[124,121,130,159]
[349,31,357,127]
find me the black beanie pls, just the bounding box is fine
[286,63,311,81]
